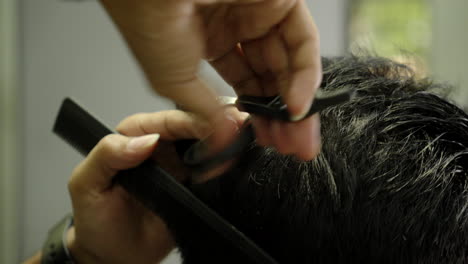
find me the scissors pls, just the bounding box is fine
[182,88,354,173]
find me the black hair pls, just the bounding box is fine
[167,56,468,264]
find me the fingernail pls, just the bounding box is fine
[215,110,240,135]
[208,113,239,153]
[238,111,250,121]
[290,101,312,121]
[127,134,160,152]
[224,109,239,124]
[288,70,318,121]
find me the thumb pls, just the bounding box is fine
[69,134,160,194]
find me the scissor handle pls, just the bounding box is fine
[237,88,355,122]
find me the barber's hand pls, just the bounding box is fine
[99,0,322,161]
[67,110,217,264]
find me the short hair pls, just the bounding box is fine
[166,56,468,263]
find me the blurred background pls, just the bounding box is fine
[1,0,467,263]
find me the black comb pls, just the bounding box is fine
[53,98,278,264]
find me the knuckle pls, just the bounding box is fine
[99,134,140,166]
[96,134,126,156]
[135,114,151,134]
[99,134,119,149]
[116,112,148,133]
[68,162,85,195]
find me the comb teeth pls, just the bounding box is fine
[53,98,113,156]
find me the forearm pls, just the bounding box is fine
[22,251,41,264]
[23,220,174,264]
[22,227,100,264]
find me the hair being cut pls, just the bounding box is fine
[164,56,468,264]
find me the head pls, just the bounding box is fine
[167,56,468,263]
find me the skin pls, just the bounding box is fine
[99,0,322,160]
[24,2,323,260]
[23,109,248,264]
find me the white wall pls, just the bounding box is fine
[431,0,468,108]
[1,0,20,263]
[16,0,346,262]
[306,0,347,56]
[19,0,176,261]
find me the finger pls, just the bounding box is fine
[157,78,223,123]
[102,0,225,122]
[241,39,267,85]
[69,134,159,194]
[261,29,289,96]
[212,30,289,97]
[117,107,249,138]
[195,0,264,4]
[291,114,321,160]
[273,114,321,160]
[224,106,250,126]
[240,28,290,98]
[279,0,322,120]
[190,110,249,183]
[271,120,295,154]
[117,110,212,140]
[251,116,273,146]
[240,38,275,97]
[230,0,296,41]
[209,45,261,95]
[203,0,295,61]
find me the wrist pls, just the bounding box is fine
[66,227,100,264]
[41,213,76,264]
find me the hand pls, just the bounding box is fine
[67,110,216,264]
[99,0,322,161]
